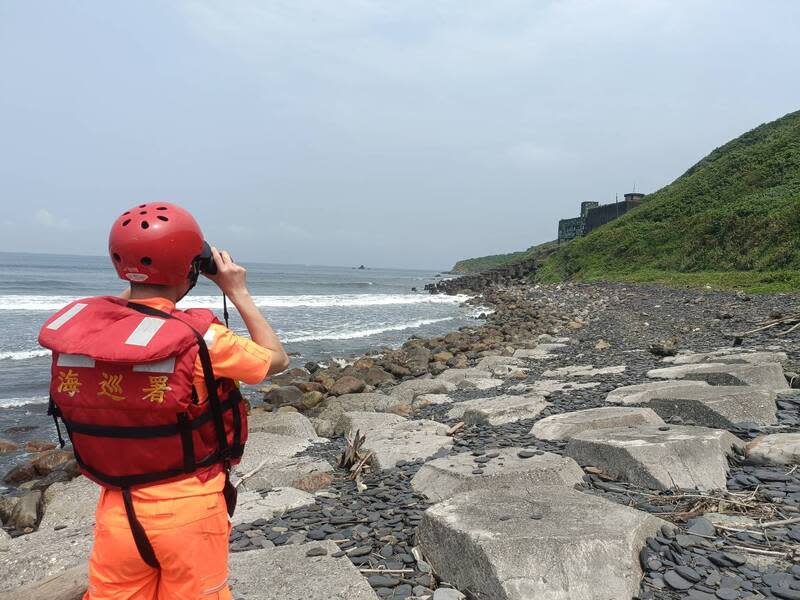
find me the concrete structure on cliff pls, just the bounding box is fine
[558,192,645,243]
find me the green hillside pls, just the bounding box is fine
[452,240,558,273]
[538,109,800,292]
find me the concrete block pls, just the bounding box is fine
[233,487,316,526]
[476,356,525,370]
[532,407,665,441]
[448,394,549,426]
[543,365,626,378]
[647,362,789,392]
[746,433,800,465]
[417,486,665,600]
[456,377,503,391]
[436,368,492,383]
[229,541,380,599]
[248,411,320,440]
[607,381,777,428]
[566,425,744,491]
[670,350,788,366]
[337,412,452,470]
[390,379,456,403]
[411,448,583,503]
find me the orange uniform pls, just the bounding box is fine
[84,297,270,600]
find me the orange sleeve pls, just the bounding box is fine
[202,323,272,384]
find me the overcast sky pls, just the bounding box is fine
[1,1,798,270]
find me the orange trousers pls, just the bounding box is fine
[84,489,233,600]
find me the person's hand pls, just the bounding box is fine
[204,247,248,298]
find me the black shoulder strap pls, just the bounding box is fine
[126,302,230,457]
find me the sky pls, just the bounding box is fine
[1,1,799,270]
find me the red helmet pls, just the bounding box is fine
[109,202,205,286]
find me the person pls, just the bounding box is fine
[38,202,289,600]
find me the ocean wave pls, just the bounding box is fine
[0,293,470,311]
[0,395,49,408]
[0,349,51,361]
[283,317,455,343]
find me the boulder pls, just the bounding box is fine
[228,541,380,599]
[30,449,74,477]
[417,486,665,600]
[448,394,549,426]
[8,490,42,531]
[329,376,366,396]
[3,462,36,485]
[232,487,316,526]
[606,381,778,428]
[411,449,583,503]
[532,407,665,441]
[0,528,9,552]
[745,433,800,465]
[646,362,789,392]
[364,367,394,387]
[337,412,452,470]
[0,438,19,454]
[390,379,456,404]
[566,425,744,491]
[543,365,626,378]
[264,385,304,407]
[301,391,325,410]
[248,411,320,440]
[24,441,56,453]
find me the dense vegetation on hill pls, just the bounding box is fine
[536,110,800,292]
[452,240,558,273]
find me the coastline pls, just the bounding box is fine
[2,278,800,599]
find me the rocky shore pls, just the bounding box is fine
[2,279,800,599]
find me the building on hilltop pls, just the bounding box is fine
[557,193,645,243]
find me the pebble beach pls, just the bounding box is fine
[2,277,800,600]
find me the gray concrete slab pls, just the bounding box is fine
[566,425,744,491]
[417,485,665,600]
[746,433,800,465]
[233,487,316,526]
[248,411,320,440]
[647,362,789,392]
[543,364,626,377]
[228,541,380,599]
[531,407,665,441]
[456,377,503,391]
[411,448,583,503]
[448,394,549,426]
[338,412,452,470]
[390,379,456,403]
[311,393,406,437]
[476,356,525,370]
[606,381,778,427]
[232,432,331,492]
[668,350,788,366]
[436,368,493,383]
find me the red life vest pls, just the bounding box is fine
[38,296,248,490]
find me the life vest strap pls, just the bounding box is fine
[122,488,161,569]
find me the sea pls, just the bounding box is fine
[0,252,477,478]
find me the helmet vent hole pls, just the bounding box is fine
[141,221,149,230]
[113,253,121,262]
[157,215,169,222]
[139,204,146,208]
[122,219,131,226]
[141,257,152,266]
[139,211,147,215]
[156,206,167,211]
[123,211,130,215]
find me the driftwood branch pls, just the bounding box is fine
[0,563,88,600]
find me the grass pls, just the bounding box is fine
[452,240,558,273]
[536,109,800,292]
[536,266,800,294]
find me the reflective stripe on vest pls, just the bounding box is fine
[132,357,176,373]
[125,317,166,347]
[46,303,88,330]
[56,353,96,368]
